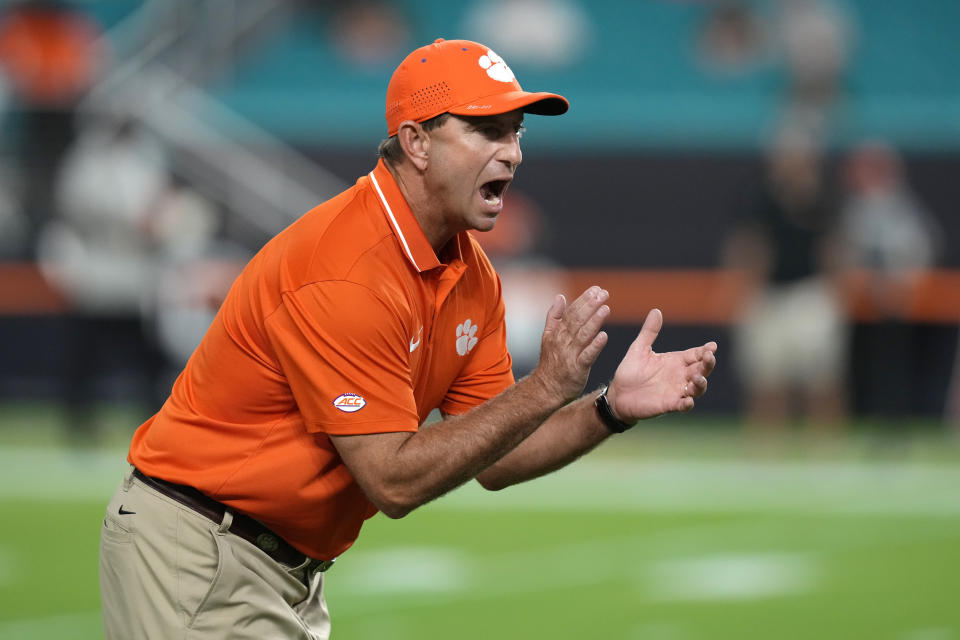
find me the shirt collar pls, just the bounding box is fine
[368,159,442,272]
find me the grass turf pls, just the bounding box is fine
[1,405,959,639]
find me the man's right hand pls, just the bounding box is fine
[530,286,610,404]
[332,286,610,518]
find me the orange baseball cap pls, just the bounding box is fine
[385,38,569,136]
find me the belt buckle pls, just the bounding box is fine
[255,532,282,555]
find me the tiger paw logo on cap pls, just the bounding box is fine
[478,50,514,83]
[384,38,569,137]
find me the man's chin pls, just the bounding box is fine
[472,215,499,233]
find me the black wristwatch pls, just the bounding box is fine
[594,384,635,433]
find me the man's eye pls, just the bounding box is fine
[516,126,526,139]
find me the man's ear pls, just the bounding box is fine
[397,121,430,171]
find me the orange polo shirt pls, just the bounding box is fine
[129,159,514,559]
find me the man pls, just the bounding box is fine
[99,38,717,639]
[724,127,845,430]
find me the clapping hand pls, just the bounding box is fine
[606,308,717,422]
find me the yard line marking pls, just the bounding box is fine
[331,524,831,615]
[643,552,817,602]
[332,505,960,616]
[333,546,471,595]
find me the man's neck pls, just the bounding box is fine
[384,159,457,254]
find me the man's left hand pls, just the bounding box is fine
[607,308,718,422]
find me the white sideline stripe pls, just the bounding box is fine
[431,459,960,516]
[0,611,101,638]
[0,448,129,501]
[900,628,959,640]
[370,171,420,271]
[2,447,960,516]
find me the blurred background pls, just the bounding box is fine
[0,1,958,638]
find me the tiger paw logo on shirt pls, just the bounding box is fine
[333,393,367,413]
[456,319,479,356]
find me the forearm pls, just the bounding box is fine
[332,286,615,518]
[343,374,566,518]
[475,389,612,491]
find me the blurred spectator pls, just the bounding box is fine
[839,142,940,305]
[144,176,242,379]
[149,239,245,372]
[0,168,27,258]
[697,1,767,75]
[40,115,168,311]
[0,0,106,257]
[838,140,941,420]
[461,0,592,67]
[473,188,567,377]
[328,1,411,68]
[774,0,853,135]
[724,127,847,432]
[37,114,170,442]
[950,344,960,435]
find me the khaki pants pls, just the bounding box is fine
[99,467,331,639]
[735,278,847,391]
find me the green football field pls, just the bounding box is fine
[1,404,959,639]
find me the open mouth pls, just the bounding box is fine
[480,179,509,206]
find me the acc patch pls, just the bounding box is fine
[333,393,367,413]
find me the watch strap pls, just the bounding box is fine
[595,384,634,433]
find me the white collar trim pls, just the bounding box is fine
[369,171,420,271]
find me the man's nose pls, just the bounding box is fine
[501,134,522,170]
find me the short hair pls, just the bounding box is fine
[377,113,451,165]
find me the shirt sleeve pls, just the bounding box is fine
[440,274,516,416]
[265,280,420,435]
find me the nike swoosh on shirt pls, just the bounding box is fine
[409,327,423,352]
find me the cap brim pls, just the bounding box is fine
[448,90,569,118]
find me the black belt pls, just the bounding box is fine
[132,469,334,573]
